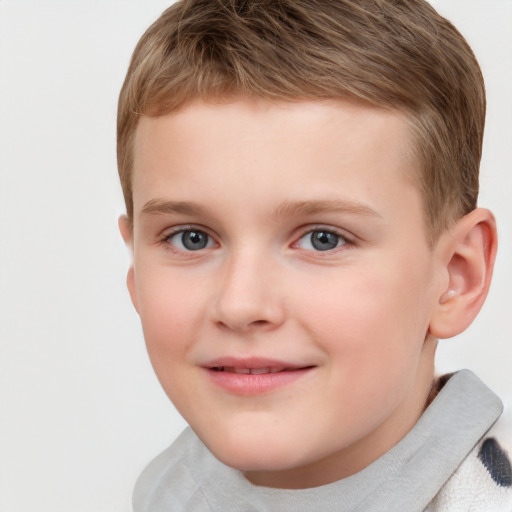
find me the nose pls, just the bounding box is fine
[211,249,286,333]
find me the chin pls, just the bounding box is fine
[202,431,304,472]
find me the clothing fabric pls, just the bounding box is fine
[133,370,512,511]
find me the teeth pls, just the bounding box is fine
[217,367,286,374]
[233,368,251,374]
[249,367,271,375]
[212,366,296,374]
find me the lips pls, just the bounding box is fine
[202,357,314,394]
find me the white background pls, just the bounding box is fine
[0,1,510,511]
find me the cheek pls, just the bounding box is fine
[294,258,432,370]
[134,267,213,410]
[296,263,432,428]
[134,266,207,361]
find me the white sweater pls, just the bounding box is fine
[426,411,512,511]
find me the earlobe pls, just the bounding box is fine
[118,215,139,314]
[429,208,497,339]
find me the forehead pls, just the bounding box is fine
[131,98,420,226]
[134,97,413,151]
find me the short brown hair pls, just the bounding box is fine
[117,0,485,243]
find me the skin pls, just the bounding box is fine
[120,98,496,489]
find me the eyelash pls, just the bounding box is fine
[159,225,355,255]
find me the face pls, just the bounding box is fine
[124,98,442,488]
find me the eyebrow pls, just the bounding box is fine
[274,199,382,219]
[141,199,208,218]
[140,198,382,220]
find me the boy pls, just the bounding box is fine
[117,0,511,510]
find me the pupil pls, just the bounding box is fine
[182,230,208,250]
[311,231,339,251]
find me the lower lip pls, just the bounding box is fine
[205,368,313,395]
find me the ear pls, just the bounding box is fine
[118,215,139,314]
[429,208,497,339]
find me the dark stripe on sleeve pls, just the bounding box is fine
[478,438,512,487]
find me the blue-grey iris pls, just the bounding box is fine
[311,231,339,251]
[182,230,209,250]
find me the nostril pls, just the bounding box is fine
[216,318,272,331]
[247,319,273,330]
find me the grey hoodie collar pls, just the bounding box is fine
[194,370,503,512]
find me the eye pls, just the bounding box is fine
[296,229,347,251]
[166,229,215,251]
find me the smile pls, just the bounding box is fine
[211,366,298,374]
[203,358,315,395]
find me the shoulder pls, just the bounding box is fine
[132,427,215,512]
[427,409,512,512]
